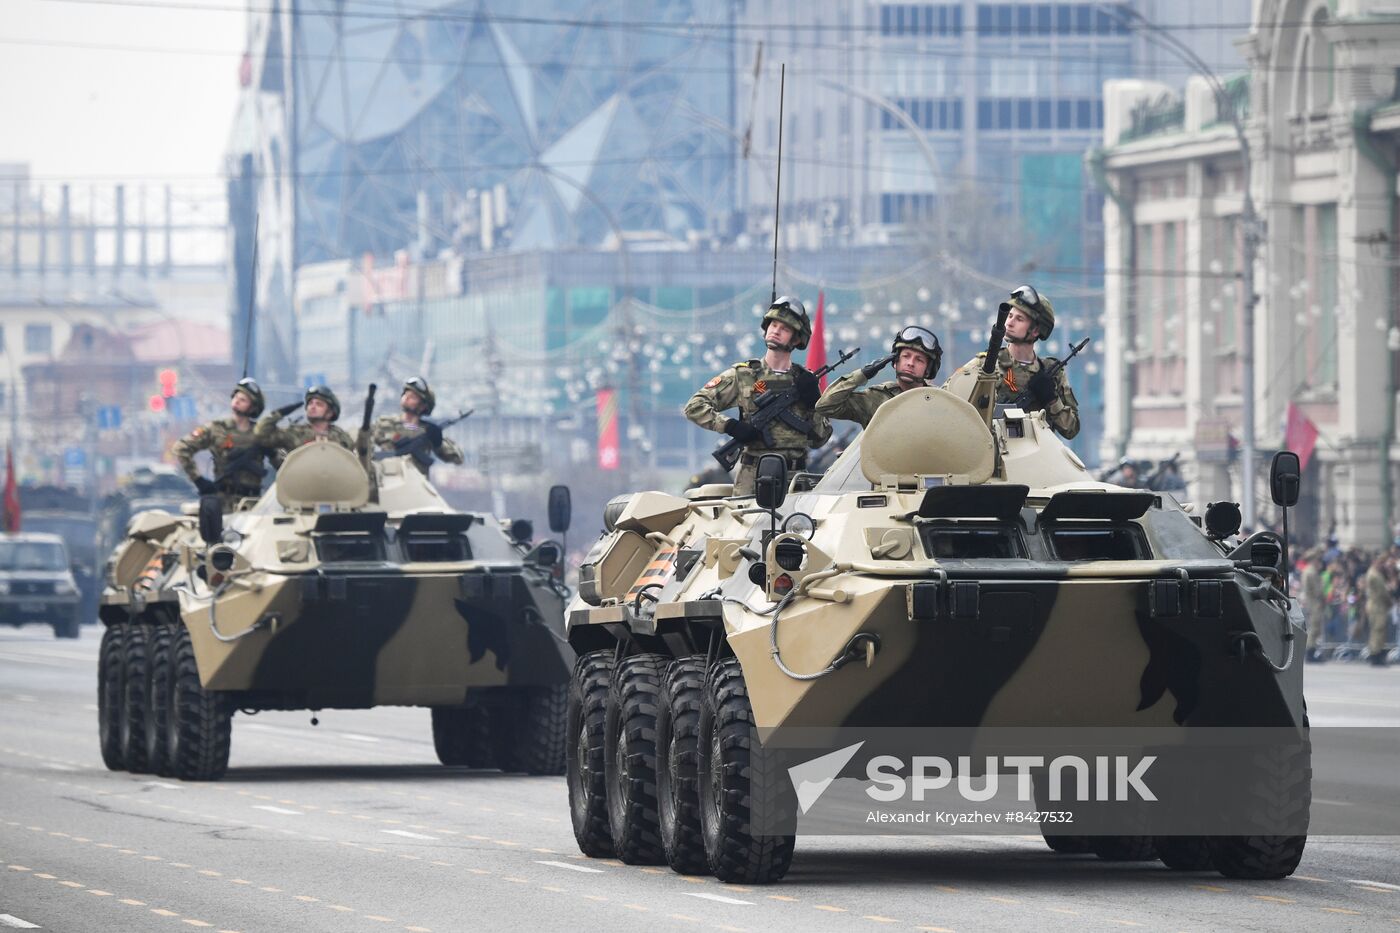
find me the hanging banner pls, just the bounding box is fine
[597,388,620,471]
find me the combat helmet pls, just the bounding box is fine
[402,376,436,415]
[891,325,943,381]
[1001,284,1056,341]
[231,377,265,418]
[760,296,812,351]
[304,384,341,421]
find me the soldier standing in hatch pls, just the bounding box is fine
[684,296,831,496]
[370,377,464,476]
[946,285,1080,439]
[816,325,943,428]
[171,378,270,510]
[255,384,356,465]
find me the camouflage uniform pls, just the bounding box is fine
[684,361,831,496]
[815,371,902,428]
[370,416,465,475]
[171,418,266,510]
[255,416,356,465]
[948,348,1080,439]
[1301,556,1325,655]
[1364,560,1393,661]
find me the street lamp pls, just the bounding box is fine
[1097,3,1263,530]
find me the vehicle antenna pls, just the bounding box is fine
[242,214,259,379]
[771,63,785,306]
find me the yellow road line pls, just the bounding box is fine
[815,905,846,912]
[1254,895,1295,904]
[1322,908,1363,915]
[87,890,113,896]
[863,915,899,923]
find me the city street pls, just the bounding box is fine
[1,627,1397,933]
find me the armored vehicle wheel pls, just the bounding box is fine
[431,705,494,768]
[53,612,80,639]
[97,626,126,771]
[1041,831,1091,855]
[657,657,708,875]
[1208,741,1310,879]
[1155,836,1214,871]
[1091,836,1157,861]
[167,626,231,781]
[568,650,615,857]
[605,654,668,864]
[697,657,796,884]
[121,625,153,774]
[145,625,175,777]
[498,685,568,775]
[1209,835,1307,879]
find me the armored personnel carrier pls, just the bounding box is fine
[97,441,574,781]
[564,316,1308,884]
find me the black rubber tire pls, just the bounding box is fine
[1208,742,1311,880]
[1033,770,1089,854]
[1042,832,1092,854]
[605,654,668,865]
[431,704,495,768]
[167,626,231,781]
[568,650,615,857]
[145,625,175,777]
[1156,836,1215,871]
[697,657,796,884]
[499,685,569,775]
[658,657,708,875]
[1091,835,1158,861]
[97,626,126,771]
[121,625,152,774]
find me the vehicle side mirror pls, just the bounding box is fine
[754,454,788,510]
[1270,451,1301,508]
[526,540,561,569]
[198,495,223,545]
[548,485,572,534]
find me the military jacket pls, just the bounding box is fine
[949,348,1079,439]
[171,418,265,490]
[1301,564,1325,607]
[370,415,465,475]
[1366,565,1393,616]
[815,370,911,428]
[684,360,832,455]
[254,415,356,465]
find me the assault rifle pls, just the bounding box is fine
[712,348,858,472]
[374,409,474,471]
[1011,336,1091,410]
[356,384,378,462]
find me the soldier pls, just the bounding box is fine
[684,296,831,496]
[816,326,943,428]
[371,377,464,476]
[170,377,270,510]
[1364,555,1393,667]
[1302,548,1327,662]
[946,285,1079,438]
[255,384,356,465]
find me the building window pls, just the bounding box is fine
[1057,99,1073,128]
[24,324,52,355]
[1037,99,1052,129]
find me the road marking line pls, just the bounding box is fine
[639,867,665,874]
[405,928,432,932]
[87,890,113,896]
[985,897,1019,905]
[33,874,55,880]
[1047,908,1078,915]
[863,916,900,923]
[144,782,183,790]
[259,887,281,893]
[198,870,221,877]
[623,904,649,911]
[1195,885,1228,893]
[252,806,301,816]
[542,886,565,893]
[670,915,700,923]
[143,855,163,861]
[1294,876,1331,883]
[767,895,797,902]
[815,905,846,912]
[504,878,530,885]
[536,860,605,874]
[6,866,31,872]
[363,915,393,922]
[151,909,180,917]
[120,899,146,906]
[1312,799,1354,807]
[1105,921,1142,927]
[326,906,354,912]
[58,881,84,888]
[0,916,40,929]
[685,893,753,906]
[294,896,319,903]
[182,920,212,928]
[170,863,192,869]
[337,733,380,743]
[1323,908,1363,915]
[1352,881,1400,892]
[383,830,437,840]
[583,895,609,902]
[230,880,251,885]
[43,764,76,771]
[935,885,959,894]
[915,927,955,932]
[1254,896,1295,904]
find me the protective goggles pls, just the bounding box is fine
[895,326,941,353]
[404,377,430,395]
[1010,284,1043,311]
[233,377,261,395]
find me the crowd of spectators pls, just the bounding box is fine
[1292,538,1397,666]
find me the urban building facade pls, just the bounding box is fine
[1097,0,1400,546]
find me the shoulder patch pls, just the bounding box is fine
[191,427,204,436]
[704,375,723,389]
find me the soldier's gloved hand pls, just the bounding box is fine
[1026,371,1057,405]
[723,419,763,444]
[194,477,218,496]
[273,401,303,418]
[861,354,895,380]
[422,420,444,446]
[794,368,821,405]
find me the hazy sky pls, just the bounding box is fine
[0,0,244,182]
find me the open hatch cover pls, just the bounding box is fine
[1039,490,1155,522]
[918,484,1029,521]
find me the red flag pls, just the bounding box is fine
[1283,402,1319,472]
[3,447,20,532]
[596,388,620,471]
[806,289,828,390]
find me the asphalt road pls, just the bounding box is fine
[1,627,1397,933]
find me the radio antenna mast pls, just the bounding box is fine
[771,63,785,306]
[242,213,259,379]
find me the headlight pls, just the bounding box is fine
[781,512,816,539]
[0,581,9,595]
[54,579,77,595]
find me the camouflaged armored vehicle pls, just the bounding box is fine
[564,315,1308,884]
[97,441,574,781]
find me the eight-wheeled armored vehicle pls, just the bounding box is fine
[97,442,574,780]
[563,324,1309,884]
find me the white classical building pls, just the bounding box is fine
[1097,0,1400,547]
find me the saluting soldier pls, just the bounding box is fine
[255,384,356,465]
[946,285,1080,439]
[370,376,464,476]
[170,377,270,510]
[816,325,943,428]
[684,296,831,496]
